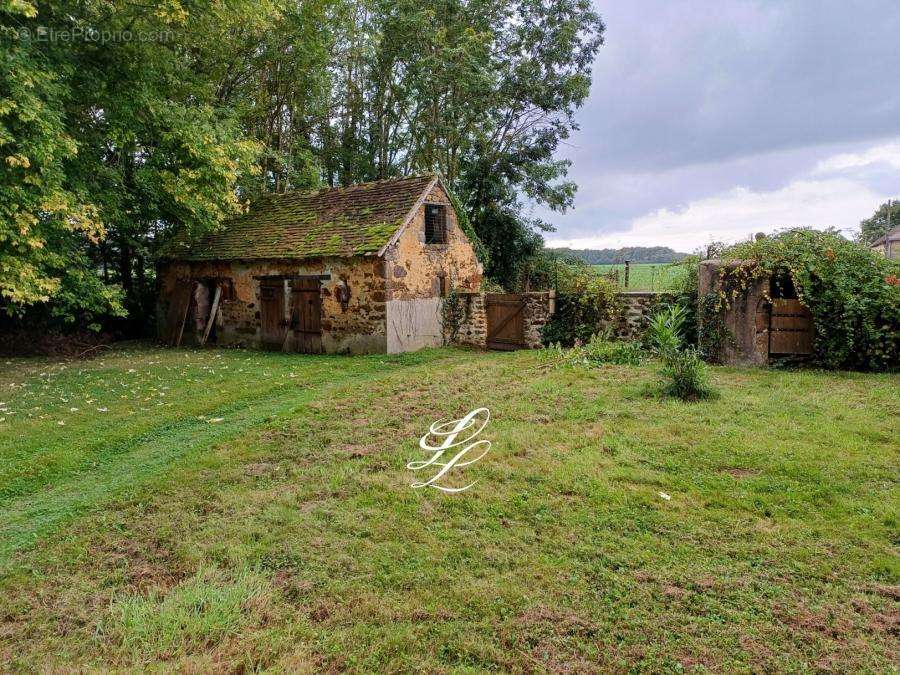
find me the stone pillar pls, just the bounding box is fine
[453,292,487,348]
[698,260,769,365]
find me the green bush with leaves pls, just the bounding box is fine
[646,303,715,401]
[646,304,687,357]
[721,228,899,371]
[660,347,715,401]
[540,259,620,346]
[541,334,646,368]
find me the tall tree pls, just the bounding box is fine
[2,0,604,329]
[858,199,900,246]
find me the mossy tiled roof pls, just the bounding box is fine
[166,174,437,261]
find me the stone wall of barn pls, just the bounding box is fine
[157,256,387,354]
[382,182,482,300]
[381,181,483,353]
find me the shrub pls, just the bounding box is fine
[721,228,899,371]
[670,255,700,346]
[542,334,646,368]
[645,304,686,357]
[579,335,646,366]
[541,259,619,346]
[659,347,715,401]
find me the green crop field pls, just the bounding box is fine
[594,262,688,291]
[0,345,897,671]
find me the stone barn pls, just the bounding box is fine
[158,174,482,354]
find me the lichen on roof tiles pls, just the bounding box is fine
[169,174,437,261]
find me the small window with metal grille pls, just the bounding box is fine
[424,204,447,245]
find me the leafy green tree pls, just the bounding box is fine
[858,199,900,246]
[2,0,604,330]
[2,0,260,329]
[0,2,121,324]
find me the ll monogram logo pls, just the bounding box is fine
[406,408,492,493]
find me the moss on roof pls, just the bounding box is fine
[165,174,437,261]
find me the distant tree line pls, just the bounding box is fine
[1,0,604,334]
[546,247,688,265]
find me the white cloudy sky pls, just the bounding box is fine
[541,0,900,253]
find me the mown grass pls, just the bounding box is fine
[0,345,897,671]
[594,262,687,291]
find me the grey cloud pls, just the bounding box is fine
[545,0,900,242]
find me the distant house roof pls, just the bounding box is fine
[165,174,444,261]
[869,225,900,248]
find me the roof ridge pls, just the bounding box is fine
[259,173,437,203]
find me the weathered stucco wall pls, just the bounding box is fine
[698,260,768,366]
[381,182,482,351]
[157,256,387,354]
[382,183,481,301]
[386,298,443,354]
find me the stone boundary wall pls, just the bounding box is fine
[452,291,554,349]
[522,291,554,348]
[601,291,673,339]
[453,292,487,347]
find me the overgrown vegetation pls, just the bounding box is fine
[659,347,715,401]
[539,257,620,345]
[542,332,646,367]
[646,303,715,400]
[646,304,686,358]
[721,228,900,371]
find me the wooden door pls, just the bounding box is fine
[769,299,813,355]
[486,293,525,350]
[259,280,286,349]
[162,279,195,346]
[289,278,323,354]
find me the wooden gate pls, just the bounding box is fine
[768,298,813,355]
[288,278,323,354]
[486,293,525,350]
[259,280,286,349]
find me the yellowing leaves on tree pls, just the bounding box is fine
[5,154,30,168]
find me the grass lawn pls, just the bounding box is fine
[594,263,687,291]
[0,345,897,671]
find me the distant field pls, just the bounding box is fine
[593,262,687,291]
